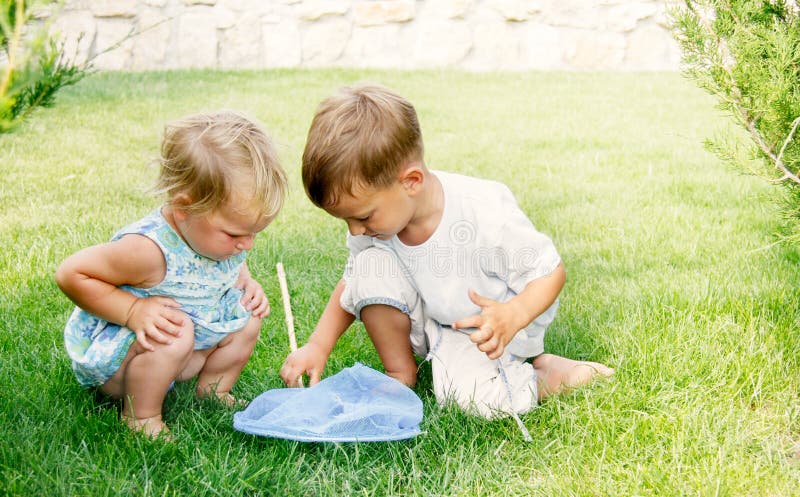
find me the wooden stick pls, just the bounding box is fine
[276,262,303,387]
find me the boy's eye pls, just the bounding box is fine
[356,215,370,222]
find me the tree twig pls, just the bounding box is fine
[687,0,800,184]
[0,0,25,98]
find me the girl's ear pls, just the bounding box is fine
[170,193,193,221]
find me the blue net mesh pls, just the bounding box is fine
[233,363,423,442]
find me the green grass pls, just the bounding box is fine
[2,68,799,496]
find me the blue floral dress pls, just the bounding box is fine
[63,208,250,387]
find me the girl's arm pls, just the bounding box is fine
[235,262,270,318]
[55,234,185,350]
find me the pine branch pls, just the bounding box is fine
[686,0,800,184]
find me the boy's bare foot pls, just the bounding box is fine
[122,414,172,440]
[533,353,614,400]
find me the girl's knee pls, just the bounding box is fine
[159,320,195,360]
[240,317,262,341]
[213,318,261,361]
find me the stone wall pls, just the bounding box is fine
[49,0,681,71]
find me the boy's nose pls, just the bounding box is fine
[347,220,365,236]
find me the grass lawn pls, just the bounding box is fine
[1,68,799,496]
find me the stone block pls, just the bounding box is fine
[625,23,680,70]
[341,24,414,68]
[606,2,658,32]
[219,13,263,68]
[535,0,603,29]
[302,18,352,66]
[488,0,534,22]
[213,5,238,29]
[419,0,473,20]
[93,18,136,70]
[63,0,91,10]
[563,28,626,69]
[90,0,138,18]
[519,21,564,69]
[177,9,218,68]
[299,0,351,20]
[132,9,172,70]
[262,22,302,67]
[354,0,415,26]
[50,10,96,66]
[412,20,471,67]
[221,0,275,15]
[464,21,520,71]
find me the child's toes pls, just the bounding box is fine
[217,392,249,409]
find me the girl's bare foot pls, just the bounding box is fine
[215,392,248,408]
[122,414,172,440]
[198,390,248,408]
[533,353,614,400]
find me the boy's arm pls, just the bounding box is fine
[280,279,355,386]
[55,234,185,351]
[453,262,565,359]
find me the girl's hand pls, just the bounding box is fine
[452,289,525,360]
[237,276,270,319]
[125,296,185,352]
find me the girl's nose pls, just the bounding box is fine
[237,235,255,251]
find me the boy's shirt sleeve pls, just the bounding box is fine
[482,184,562,295]
[343,233,375,279]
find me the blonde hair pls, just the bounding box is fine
[154,110,288,218]
[302,83,424,207]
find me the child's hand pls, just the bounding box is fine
[452,289,525,360]
[125,296,185,352]
[236,275,270,319]
[280,342,327,387]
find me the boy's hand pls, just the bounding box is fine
[280,342,327,387]
[125,296,185,352]
[236,275,270,319]
[452,289,525,360]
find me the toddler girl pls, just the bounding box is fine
[56,111,288,438]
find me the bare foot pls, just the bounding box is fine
[199,391,248,408]
[122,414,172,441]
[533,353,614,400]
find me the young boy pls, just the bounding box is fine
[280,84,613,418]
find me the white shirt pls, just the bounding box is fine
[346,170,561,356]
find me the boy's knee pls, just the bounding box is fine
[432,356,537,419]
[387,369,417,388]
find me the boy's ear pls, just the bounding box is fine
[399,164,424,194]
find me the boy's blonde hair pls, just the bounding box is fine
[302,84,424,208]
[155,110,288,218]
